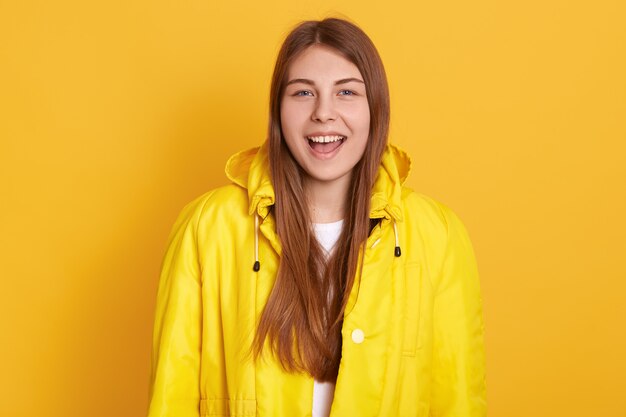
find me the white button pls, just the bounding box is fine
[351,328,365,344]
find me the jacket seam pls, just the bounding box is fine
[194,190,218,276]
[433,201,452,297]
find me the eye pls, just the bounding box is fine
[294,90,313,97]
[338,89,356,96]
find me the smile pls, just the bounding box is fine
[306,135,346,158]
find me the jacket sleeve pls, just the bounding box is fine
[430,204,487,417]
[147,196,208,417]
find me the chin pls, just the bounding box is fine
[304,168,353,184]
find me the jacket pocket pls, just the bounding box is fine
[200,398,256,416]
[402,262,422,356]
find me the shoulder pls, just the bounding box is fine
[171,184,249,234]
[400,187,466,239]
[180,183,247,216]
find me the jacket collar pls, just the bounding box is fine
[225,141,411,222]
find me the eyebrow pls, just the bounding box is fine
[285,77,365,86]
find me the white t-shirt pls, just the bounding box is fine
[311,219,343,417]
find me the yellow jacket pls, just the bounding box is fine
[147,142,487,417]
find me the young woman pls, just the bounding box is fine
[147,17,486,417]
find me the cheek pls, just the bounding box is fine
[362,111,371,132]
[344,103,370,133]
[281,102,306,132]
[280,106,306,153]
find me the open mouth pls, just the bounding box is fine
[306,135,346,154]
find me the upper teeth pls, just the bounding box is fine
[307,135,345,143]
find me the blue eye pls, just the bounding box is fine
[294,90,313,96]
[339,90,355,96]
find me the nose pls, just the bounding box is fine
[311,95,337,122]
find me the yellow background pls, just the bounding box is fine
[1,0,625,416]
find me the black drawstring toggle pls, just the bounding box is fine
[253,261,260,272]
[394,246,402,257]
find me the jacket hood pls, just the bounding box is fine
[225,141,412,222]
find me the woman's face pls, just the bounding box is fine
[280,44,370,189]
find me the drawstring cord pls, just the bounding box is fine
[393,221,402,257]
[253,214,260,272]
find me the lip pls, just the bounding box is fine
[305,131,347,138]
[306,134,346,160]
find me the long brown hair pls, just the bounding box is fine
[253,17,390,381]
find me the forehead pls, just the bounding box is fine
[286,44,363,80]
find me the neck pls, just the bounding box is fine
[305,174,351,223]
